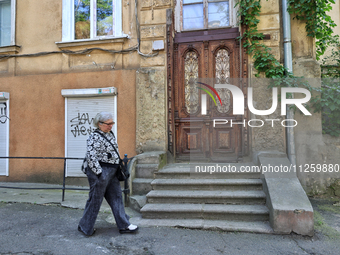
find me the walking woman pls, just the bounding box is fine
[78,112,138,236]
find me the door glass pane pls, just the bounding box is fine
[215,49,231,113]
[75,0,90,39]
[97,0,113,36]
[208,1,229,28]
[0,1,11,46]
[184,51,199,114]
[183,4,204,30]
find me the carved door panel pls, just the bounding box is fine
[175,42,206,160]
[173,28,246,162]
[207,40,243,161]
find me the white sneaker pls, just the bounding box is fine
[128,224,138,230]
[119,224,138,234]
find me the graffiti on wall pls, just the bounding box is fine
[70,113,95,137]
[0,103,9,124]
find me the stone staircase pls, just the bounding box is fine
[135,163,274,233]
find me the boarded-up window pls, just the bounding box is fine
[62,87,117,177]
[0,92,9,176]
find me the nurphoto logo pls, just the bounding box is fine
[196,81,312,128]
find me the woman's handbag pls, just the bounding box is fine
[116,159,129,181]
[94,130,130,181]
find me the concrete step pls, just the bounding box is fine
[155,163,261,179]
[146,190,266,204]
[135,164,159,178]
[129,195,147,211]
[136,162,271,233]
[136,152,165,164]
[151,179,263,191]
[132,178,154,195]
[130,217,274,234]
[141,203,269,221]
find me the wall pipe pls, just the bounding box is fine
[281,0,297,167]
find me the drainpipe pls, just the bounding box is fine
[282,0,297,167]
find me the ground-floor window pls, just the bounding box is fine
[62,87,117,177]
[0,92,9,176]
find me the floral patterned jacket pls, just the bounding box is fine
[85,129,120,175]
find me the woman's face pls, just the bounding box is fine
[98,119,114,133]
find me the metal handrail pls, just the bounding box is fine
[0,155,133,206]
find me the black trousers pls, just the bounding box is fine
[78,165,130,235]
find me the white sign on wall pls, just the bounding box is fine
[62,87,117,177]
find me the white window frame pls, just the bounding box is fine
[0,92,9,176]
[175,0,238,32]
[62,0,123,42]
[0,0,16,46]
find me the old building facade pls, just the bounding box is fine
[0,0,339,194]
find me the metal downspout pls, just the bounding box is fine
[282,0,297,167]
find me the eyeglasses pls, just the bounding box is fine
[100,122,115,126]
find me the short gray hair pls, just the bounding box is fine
[93,112,113,128]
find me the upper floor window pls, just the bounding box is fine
[62,0,122,42]
[0,0,15,47]
[176,0,237,32]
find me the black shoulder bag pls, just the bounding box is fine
[94,130,130,181]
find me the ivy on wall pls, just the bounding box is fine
[236,0,286,78]
[287,0,337,60]
[236,0,340,136]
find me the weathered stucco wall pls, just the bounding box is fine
[249,0,285,158]
[248,0,339,194]
[250,79,285,158]
[0,70,136,183]
[290,15,337,193]
[290,15,340,193]
[0,0,143,76]
[0,0,336,189]
[135,0,169,153]
[0,0,168,183]
[136,68,166,153]
[257,0,281,63]
[307,135,340,195]
[313,4,340,195]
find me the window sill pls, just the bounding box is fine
[0,45,21,54]
[182,26,234,32]
[56,35,129,49]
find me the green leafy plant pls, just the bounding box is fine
[235,0,286,78]
[287,0,337,60]
[236,0,339,136]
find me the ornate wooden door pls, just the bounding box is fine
[172,28,248,162]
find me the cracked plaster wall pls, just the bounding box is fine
[136,68,167,153]
[249,79,286,158]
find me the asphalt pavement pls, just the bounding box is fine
[0,182,340,255]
